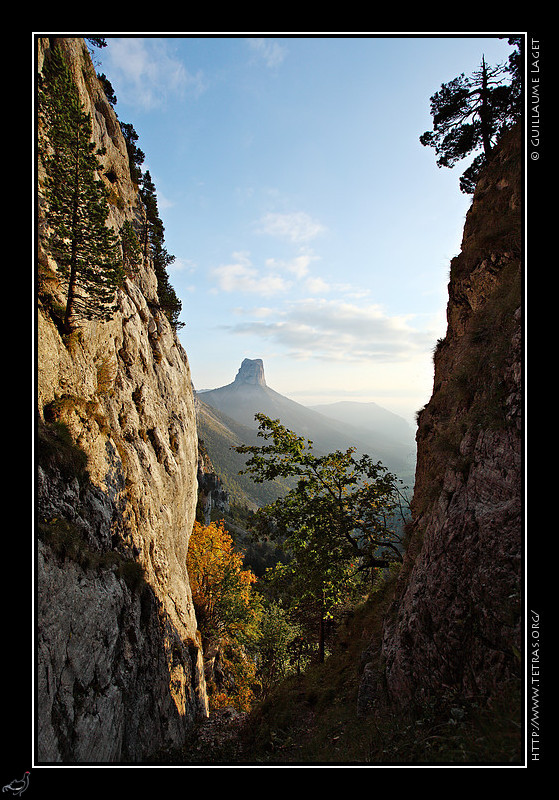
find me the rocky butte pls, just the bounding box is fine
[36,37,208,763]
[235,357,267,386]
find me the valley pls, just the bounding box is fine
[195,357,417,512]
[34,36,525,769]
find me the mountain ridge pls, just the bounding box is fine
[309,400,414,448]
[196,359,416,502]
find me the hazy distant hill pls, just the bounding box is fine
[196,360,416,507]
[309,400,415,450]
[195,394,290,509]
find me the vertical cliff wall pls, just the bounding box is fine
[360,125,522,710]
[36,37,208,762]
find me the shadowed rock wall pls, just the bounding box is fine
[360,125,522,710]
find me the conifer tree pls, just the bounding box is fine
[97,72,118,108]
[120,121,145,184]
[120,220,142,278]
[38,45,124,333]
[140,171,184,329]
[420,39,523,193]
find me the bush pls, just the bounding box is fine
[37,418,89,480]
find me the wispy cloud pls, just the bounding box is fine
[211,251,292,296]
[211,248,334,297]
[169,256,197,273]
[305,276,331,294]
[225,298,435,363]
[256,211,326,243]
[247,38,288,69]
[264,254,316,279]
[105,38,206,111]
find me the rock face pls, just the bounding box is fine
[36,37,208,762]
[234,358,267,386]
[360,126,522,709]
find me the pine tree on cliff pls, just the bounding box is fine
[120,121,145,185]
[140,170,184,329]
[38,45,124,333]
[420,38,523,193]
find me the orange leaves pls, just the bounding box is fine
[189,520,239,590]
[187,520,258,638]
[187,520,262,712]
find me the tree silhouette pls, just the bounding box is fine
[420,38,523,193]
[39,45,124,333]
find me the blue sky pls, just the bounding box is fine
[97,34,517,425]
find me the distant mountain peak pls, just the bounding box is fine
[234,358,267,387]
[198,357,416,486]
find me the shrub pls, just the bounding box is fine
[37,418,89,480]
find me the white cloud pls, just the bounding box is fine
[233,306,277,319]
[105,38,206,110]
[305,276,331,294]
[155,187,174,210]
[169,257,197,273]
[211,250,332,297]
[247,38,288,69]
[257,211,326,243]
[264,254,315,279]
[211,252,291,296]
[227,297,435,363]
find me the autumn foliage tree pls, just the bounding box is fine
[187,520,262,710]
[187,520,259,641]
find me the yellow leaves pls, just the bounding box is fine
[187,520,261,712]
[189,520,240,589]
[187,520,258,638]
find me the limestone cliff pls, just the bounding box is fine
[234,358,267,386]
[360,125,522,710]
[36,37,208,762]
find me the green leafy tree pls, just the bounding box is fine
[236,413,407,661]
[256,601,305,695]
[420,38,523,193]
[38,46,124,333]
[263,550,360,664]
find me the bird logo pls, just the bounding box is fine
[2,773,30,796]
